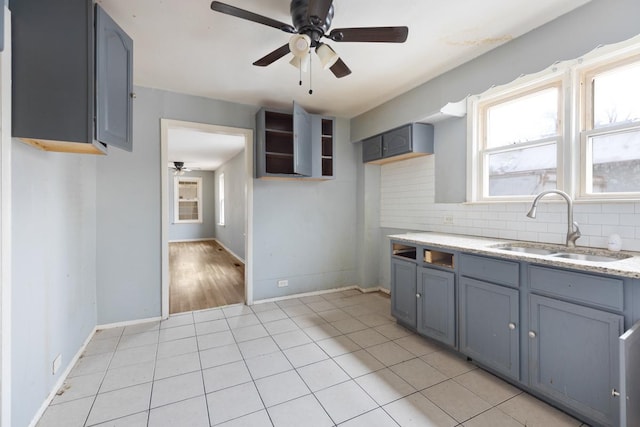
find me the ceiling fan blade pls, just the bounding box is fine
[253,43,291,67]
[329,58,351,78]
[307,0,333,26]
[211,1,296,33]
[328,26,409,43]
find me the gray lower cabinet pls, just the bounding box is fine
[459,277,519,379]
[390,258,417,328]
[529,294,623,427]
[417,267,455,347]
[620,320,640,427]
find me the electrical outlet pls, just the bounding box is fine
[52,354,62,375]
[277,279,288,288]
[443,215,454,225]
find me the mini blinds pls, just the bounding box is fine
[175,177,202,223]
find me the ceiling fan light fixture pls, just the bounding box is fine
[316,43,339,70]
[289,53,310,72]
[289,34,311,58]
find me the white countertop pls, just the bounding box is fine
[388,232,640,279]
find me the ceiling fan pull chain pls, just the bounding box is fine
[309,50,313,95]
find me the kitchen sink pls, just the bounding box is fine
[491,243,632,263]
[550,252,631,262]
[494,245,557,256]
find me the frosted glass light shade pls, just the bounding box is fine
[289,54,309,72]
[289,34,311,58]
[316,43,339,69]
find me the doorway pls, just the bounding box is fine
[160,119,254,318]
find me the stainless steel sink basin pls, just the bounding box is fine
[550,252,631,262]
[496,246,557,256]
[491,242,632,263]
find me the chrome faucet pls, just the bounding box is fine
[526,190,581,248]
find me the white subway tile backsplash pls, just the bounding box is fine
[380,155,640,250]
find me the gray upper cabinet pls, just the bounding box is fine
[459,276,519,379]
[417,266,455,347]
[10,0,133,154]
[95,5,133,152]
[256,103,333,179]
[362,134,383,163]
[293,102,312,177]
[362,123,433,164]
[529,294,623,427]
[390,258,417,328]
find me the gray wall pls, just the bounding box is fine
[168,169,216,242]
[215,150,245,260]
[354,0,640,290]
[351,0,640,142]
[251,117,360,301]
[11,141,97,427]
[96,87,256,324]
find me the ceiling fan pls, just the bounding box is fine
[171,162,191,176]
[210,0,408,78]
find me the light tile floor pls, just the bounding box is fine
[37,290,589,427]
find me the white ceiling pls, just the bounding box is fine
[98,0,591,169]
[167,127,245,171]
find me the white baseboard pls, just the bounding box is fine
[30,315,163,426]
[168,238,215,243]
[214,239,245,264]
[28,326,97,427]
[252,285,385,305]
[96,316,163,330]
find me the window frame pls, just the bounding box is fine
[173,176,203,224]
[218,172,225,226]
[578,53,640,200]
[470,76,566,202]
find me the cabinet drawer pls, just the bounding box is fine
[460,253,519,288]
[528,265,623,311]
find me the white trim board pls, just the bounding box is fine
[27,327,97,427]
[161,120,254,318]
[1,8,12,426]
[214,238,245,264]
[168,238,215,243]
[252,285,386,305]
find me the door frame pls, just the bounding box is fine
[160,119,254,318]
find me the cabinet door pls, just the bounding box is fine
[95,5,133,151]
[293,102,312,176]
[529,294,623,426]
[391,258,417,328]
[362,135,383,162]
[383,125,412,157]
[620,320,640,427]
[417,267,455,347]
[459,277,519,379]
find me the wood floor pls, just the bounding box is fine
[169,240,244,314]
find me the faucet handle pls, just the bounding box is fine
[573,221,581,237]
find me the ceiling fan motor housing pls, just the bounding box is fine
[290,0,333,46]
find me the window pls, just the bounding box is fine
[474,80,563,200]
[469,37,640,202]
[580,56,640,197]
[218,173,225,226]
[174,177,202,223]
